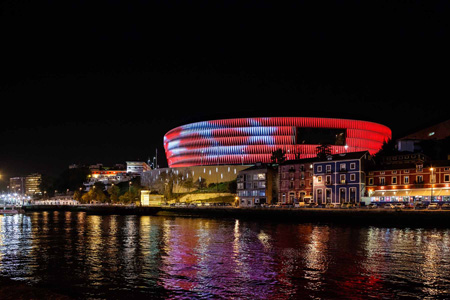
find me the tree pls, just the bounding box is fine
[195,177,207,190]
[271,148,286,164]
[118,180,142,204]
[182,177,195,192]
[73,189,83,201]
[316,144,332,160]
[373,138,398,164]
[81,185,108,203]
[107,184,121,203]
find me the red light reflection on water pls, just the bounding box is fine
[1,214,450,299]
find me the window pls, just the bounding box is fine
[289,193,295,202]
[380,177,385,185]
[417,175,423,183]
[317,166,322,172]
[340,174,346,184]
[350,187,356,203]
[339,188,346,203]
[316,189,323,202]
[317,176,322,183]
[350,163,356,170]
[445,174,450,182]
[326,165,332,172]
[326,189,332,202]
[369,178,374,185]
[340,163,346,171]
[392,177,397,184]
[404,176,409,184]
[350,174,356,181]
[326,175,331,185]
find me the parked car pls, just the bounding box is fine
[340,203,353,209]
[427,203,440,210]
[394,203,405,209]
[414,202,427,210]
[368,203,378,209]
[441,203,450,210]
[403,203,414,209]
[383,203,394,209]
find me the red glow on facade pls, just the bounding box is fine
[164,117,392,168]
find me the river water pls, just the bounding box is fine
[1,211,450,299]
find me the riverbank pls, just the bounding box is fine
[19,204,450,227]
[160,207,450,227]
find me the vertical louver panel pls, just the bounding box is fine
[163,117,391,167]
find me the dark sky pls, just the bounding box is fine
[0,0,449,187]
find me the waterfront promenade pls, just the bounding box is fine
[19,204,450,227]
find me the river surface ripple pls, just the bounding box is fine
[1,212,450,299]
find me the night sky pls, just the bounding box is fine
[0,1,449,187]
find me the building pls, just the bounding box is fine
[9,177,25,194]
[84,163,137,191]
[140,191,164,206]
[236,163,278,207]
[396,119,450,158]
[25,173,42,197]
[141,165,250,194]
[126,161,151,175]
[366,161,450,204]
[164,117,391,168]
[312,151,372,205]
[278,158,316,204]
[85,169,131,190]
[377,153,429,166]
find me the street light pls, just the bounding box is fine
[430,167,434,202]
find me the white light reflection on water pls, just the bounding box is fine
[0,214,33,281]
[1,213,450,299]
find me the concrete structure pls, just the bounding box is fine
[9,177,25,195]
[126,161,151,175]
[367,160,450,204]
[164,117,391,168]
[141,165,251,193]
[25,173,42,197]
[236,163,278,207]
[140,191,164,206]
[84,168,134,191]
[83,162,148,191]
[312,151,372,205]
[397,119,450,155]
[278,158,317,204]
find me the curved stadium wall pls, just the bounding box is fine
[164,117,392,168]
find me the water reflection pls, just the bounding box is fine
[1,213,450,299]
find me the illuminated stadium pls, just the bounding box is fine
[164,117,392,168]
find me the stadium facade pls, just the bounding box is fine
[164,117,392,168]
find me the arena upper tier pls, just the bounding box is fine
[164,117,392,168]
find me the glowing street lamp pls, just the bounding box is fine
[430,167,434,202]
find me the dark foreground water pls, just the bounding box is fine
[1,212,450,299]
